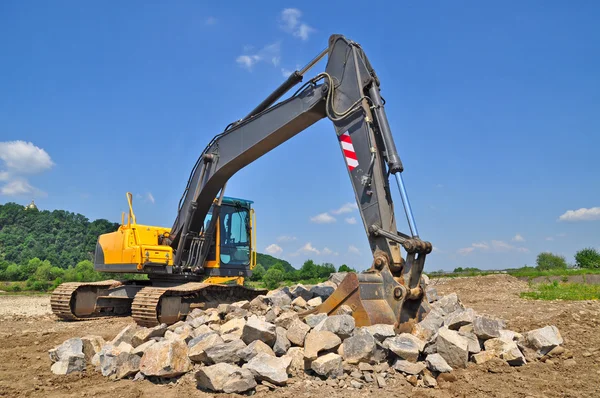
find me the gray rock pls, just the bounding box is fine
[249,295,270,312]
[204,339,247,364]
[327,273,348,286]
[392,359,426,375]
[188,333,224,363]
[458,331,481,354]
[304,330,342,360]
[473,315,506,340]
[304,313,327,328]
[445,308,475,330]
[336,305,353,316]
[243,315,277,346]
[98,345,141,379]
[425,287,439,303]
[244,352,292,386]
[384,333,425,362]
[342,329,377,364]
[217,303,230,316]
[286,319,311,346]
[436,327,469,369]
[192,324,212,337]
[425,353,453,373]
[48,338,84,363]
[268,290,292,308]
[273,327,291,356]
[139,339,192,377]
[314,315,355,338]
[81,335,105,362]
[484,338,526,366]
[376,375,387,388]
[291,284,314,301]
[132,324,167,347]
[311,353,343,378]
[292,296,308,309]
[286,347,306,372]
[362,324,396,342]
[414,308,444,341]
[166,320,186,332]
[310,284,335,300]
[195,363,257,393]
[220,318,246,338]
[499,329,523,343]
[186,308,205,320]
[238,340,276,362]
[431,293,463,316]
[225,307,248,321]
[111,324,139,347]
[524,325,563,356]
[231,300,251,310]
[172,324,194,343]
[50,356,85,375]
[274,312,299,330]
[132,340,156,356]
[307,297,323,307]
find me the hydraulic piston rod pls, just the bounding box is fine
[394,173,419,238]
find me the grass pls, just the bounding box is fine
[520,280,600,301]
[427,267,600,280]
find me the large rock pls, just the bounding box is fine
[243,352,292,386]
[458,331,481,354]
[445,308,475,330]
[274,312,299,330]
[311,353,343,378]
[81,335,105,362]
[196,363,256,393]
[249,295,270,312]
[204,339,247,364]
[48,338,84,363]
[132,340,156,356]
[314,315,355,338]
[225,307,248,321]
[472,350,496,364]
[286,347,306,373]
[523,325,563,356]
[431,293,463,316]
[307,297,322,307]
[132,324,167,347]
[304,313,327,328]
[473,315,506,340]
[268,289,292,308]
[425,353,452,373]
[327,273,348,287]
[221,318,246,339]
[286,319,310,346]
[362,324,395,342]
[273,327,291,356]
[139,339,192,377]
[238,340,275,362]
[425,287,439,302]
[243,316,277,346]
[310,284,335,300]
[111,324,138,347]
[50,356,86,375]
[98,345,141,379]
[384,334,425,362]
[436,327,469,369]
[392,359,426,375]
[304,330,342,360]
[414,308,444,341]
[342,329,377,364]
[188,333,224,363]
[291,296,308,309]
[291,284,314,301]
[484,338,526,366]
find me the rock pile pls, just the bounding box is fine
[48,274,565,393]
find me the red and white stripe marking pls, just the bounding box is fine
[339,131,359,171]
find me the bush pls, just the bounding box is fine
[250,264,265,281]
[263,267,284,290]
[338,264,356,273]
[536,252,567,271]
[575,248,600,269]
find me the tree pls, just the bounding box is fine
[250,264,266,281]
[453,267,464,273]
[338,264,356,273]
[575,248,600,269]
[536,252,567,270]
[263,267,284,290]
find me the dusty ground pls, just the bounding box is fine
[0,274,599,398]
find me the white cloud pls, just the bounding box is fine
[146,192,155,204]
[345,217,357,225]
[512,234,525,242]
[310,212,336,224]
[296,242,320,256]
[558,207,600,222]
[277,235,297,243]
[457,239,528,255]
[0,140,53,197]
[236,41,281,71]
[348,245,361,255]
[545,237,554,241]
[332,202,358,215]
[322,247,333,255]
[265,243,283,255]
[205,16,217,25]
[279,8,315,40]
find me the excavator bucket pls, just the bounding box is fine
[303,270,430,332]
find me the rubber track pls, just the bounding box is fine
[50,280,122,321]
[131,282,268,327]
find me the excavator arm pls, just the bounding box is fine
[169,34,432,331]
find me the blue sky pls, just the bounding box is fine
[1,1,599,272]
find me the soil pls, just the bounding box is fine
[1,274,599,398]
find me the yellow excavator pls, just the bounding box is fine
[51,34,433,332]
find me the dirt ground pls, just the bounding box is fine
[1,274,599,398]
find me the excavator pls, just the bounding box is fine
[50,34,432,332]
